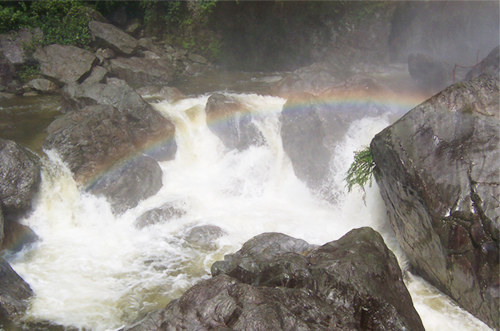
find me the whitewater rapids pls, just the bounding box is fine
[8,93,492,331]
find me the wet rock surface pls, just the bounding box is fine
[124,228,424,331]
[135,202,186,229]
[49,82,176,180]
[86,155,163,215]
[205,93,264,151]
[0,258,33,323]
[371,72,500,329]
[0,139,41,223]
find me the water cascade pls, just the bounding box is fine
[7,92,492,331]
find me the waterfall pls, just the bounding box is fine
[8,93,492,331]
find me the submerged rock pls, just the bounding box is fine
[34,45,97,85]
[0,258,33,323]
[205,93,264,151]
[183,225,226,250]
[371,72,499,329]
[125,228,424,331]
[86,155,163,215]
[135,202,186,229]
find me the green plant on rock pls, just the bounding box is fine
[18,64,40,83]
[345,146,375,193]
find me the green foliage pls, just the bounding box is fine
[345,146,375,193]
[0,0,91,48]
[18,64,40,83]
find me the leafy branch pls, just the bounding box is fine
[345,146,375,193]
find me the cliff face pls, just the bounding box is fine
[371,68,499,329]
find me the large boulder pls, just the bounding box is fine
[88,21,138,55]
[0,139,41,222]
[58,82,176,163]
[33,45,97,85]
[86,155,163,215]
[205,93,264,151]
[280,75,390,195]
[125,228,424,331]
[109,57,174,88]
[371,73,499,329]
[0,258,33,323]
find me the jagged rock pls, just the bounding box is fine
[0,139,41,223]
[86,155,162,215]
[183,225,226,250]
[89,21,138,55]
[408,52,453,94]
[33,45,97,85]
[466,46,500,81]
[0,258,33,323]
[1,221,38,252]
[82,66,108,85]
[125,228,424,331]
[135,202,186,229]
[0,28,43,66]
[59,82,176,162]
[205,93,264,151]
[109,57,174,87]
[27,78,58,94]
[371,73,500,329]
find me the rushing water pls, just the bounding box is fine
[4,87,493,331]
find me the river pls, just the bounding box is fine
[0,70,493,331]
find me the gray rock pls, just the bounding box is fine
[371,73,500,329]
[0,28,43,66]
[34,45,96,85]
[47,83,176,183]
[0,258,33,323]
[205,93,264,151]
[187,53,208,64]
[95,48,115,65]
[109,57,174,87]
[0,53,15,87]
[27,78,58,94]
[135,202,186,229]
[0,139,41,222]
[86,155,163,215]
[466,46,500,81]
[82,66,108,85]
[127,228,424,331]
[89,21,138,55]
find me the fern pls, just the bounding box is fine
[345,146,375,193]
